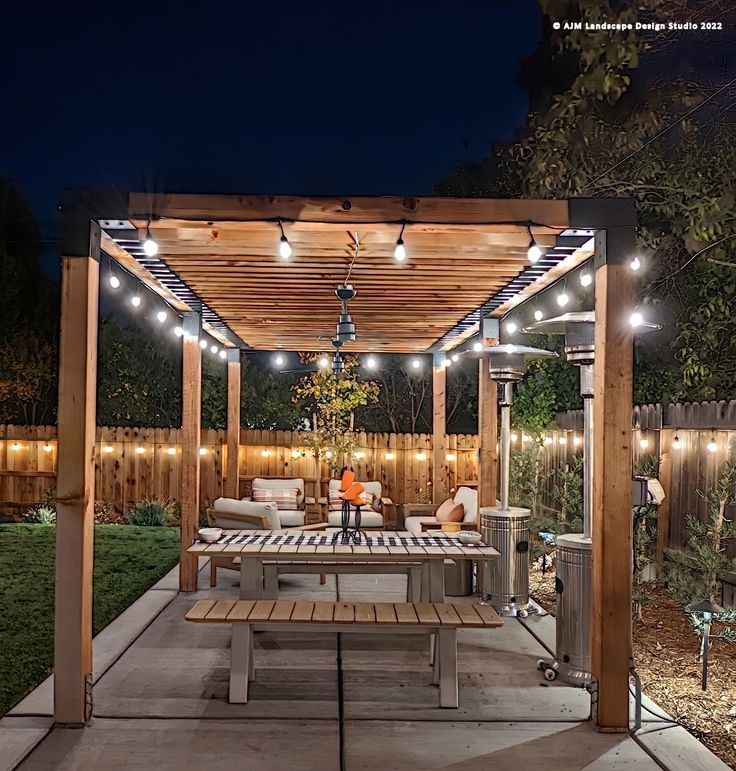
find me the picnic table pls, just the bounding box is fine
[188,529,499,602]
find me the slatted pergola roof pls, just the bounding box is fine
[99,193,595,353]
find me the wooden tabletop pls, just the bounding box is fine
[188,530,499,560]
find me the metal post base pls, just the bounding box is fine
[481,595,537,619]
[537,657,593,687]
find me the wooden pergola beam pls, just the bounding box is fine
[591,225,636,731]
[54,224,101,725]
[432,356,447,503]
[180,312,202,592]
[226,349,241,499]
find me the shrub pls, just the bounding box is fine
[127,497,175,527]
[94,500,124,525]
[24,504,56,525]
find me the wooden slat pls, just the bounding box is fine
[333,603,355,622]
[374,603,397,624]
[290,601,315,622]
[393,603,419,624]
[413,603,440,624]
[433,604,462,625]
[353,603,376,623]
[470,603,503,627]
[268,601,295,621]
[452,603,486,626]
[227,600,257,621]
[249,600,276,621]
[312,602,336,623]
[185,600,217,621]
[206,599,237,620]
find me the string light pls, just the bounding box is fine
[278,219,292,259]
[130,292,141,308]
[630,311,643,327]
[451,353,459,363]
[142,222,159,257]
[199,447,207,456]
[291,449,302,459]
[42,443,53,452]
[573,435,582,446]
[394,222,407,262]
[318,356,329,368]
[544,436,553,445]
[580,272,592,287]
[707,436,717,453]
[365,356,377,369]
[411,358,422,369]
[415,452,427,461]
[156,310,167,323]
[385,452,395,460]
[354,451,365,460]
[135,446,145,455]
[210,344,218,354]
[261,450,270,457]
[200,339,208,349]
[174,326,184,337]
[522,434,530,442]
[559,436,568,445]
[511,433,518,442]
[534,309,544,321]
[527,223,541,263]
[109,271,120,289]
[219,350,227,359]
[11,442,21,451]
[274,354,285,367]
[103,445,114,454]
[166,447,176,456]
[506,321,517,334]
[630,256,641,271]
[672,435,681,449]
[441,357,451,368]
[473,342,483,352]
[445,453,456,461]
[557,291,569,307]
[325,450,333,459]
[639,438,649,449]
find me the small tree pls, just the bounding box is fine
[551,455,583,533]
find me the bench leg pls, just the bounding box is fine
[210,559,218,588]
[229,624,252,703]
[264,565,279,599]
[408,566,422,602]
[319,573,326,585]
[438,628,458,708]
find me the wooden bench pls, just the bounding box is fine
[186,599,502,708]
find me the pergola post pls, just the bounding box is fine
[54,223,100,725]
[591,225,636,731]
[432,354,447,503]
[226,349,241,499]
[477,353,498,508]
[180,311,202,592]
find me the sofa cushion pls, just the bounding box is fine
[404,516,439,535]
[328,479,382,511]
[277,509,306,527]
[252,487,299,511]
[252,477,305,508]
[435,498,464,523]
[453,487,478,523]
[327,509,384,528]
[212,497,280,529]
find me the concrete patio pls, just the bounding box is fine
[3,560,728,771]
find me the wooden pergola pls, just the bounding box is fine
[56,191,636,733]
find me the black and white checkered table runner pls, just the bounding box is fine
[208,532,460,548]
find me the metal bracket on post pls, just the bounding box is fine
[226,348,241,364]
[182,311,202,339]
[481,317,500,343]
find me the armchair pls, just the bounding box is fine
[321,479,395,529]
[402,486,480,535]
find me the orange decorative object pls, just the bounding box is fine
[341,481,365,506]
[339,469,355,492]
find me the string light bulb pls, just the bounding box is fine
[318,356,329,368]
[441,357,451,367]
[365,356,377,369]
[385,452,395,460]
[11,442,21,451]
[135,446,145,455]
[672,435,681,449]
[174,326,184,337]
[166,447,176,456]
[707,436,717,453]
[394,222,407,262]
[451,353,459,363]
[557,291,569,307]
[130,293,141,308]
[103,445,114,453]
[559,436,568,445]
[43,443,53,452]
[210,345,218,354]
[415,452,427,461]
[109,272,120,289]
[580,272,592,287]
[527,224,541,263]
[534,309,544,321]
[506,321,517,334]
[630,311,643,328]
[142,223,158,257]
[445,453,456,461]
[544,436,553,445]
[219,350,227,359]
[200,339,208,349]
[630,256,641,271]
[473,342,483,352]
[511,433,518,442]
[573,435,582,446]
[411,358,422,370]
[354,451,365,460]
[261,450,270,457]
[156,310,167,323]
[639,438,649,449]
[277,219,292,259]
[199,447,207,455]
[274,354,285,367]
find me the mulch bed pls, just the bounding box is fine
[530,573,736,769]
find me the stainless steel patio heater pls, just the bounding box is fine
[522,312,659,685]
[479,344,557,617]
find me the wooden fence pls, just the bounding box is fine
[2,400,735,553]
[0,425,479,514]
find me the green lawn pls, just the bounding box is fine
[0,524,180,716]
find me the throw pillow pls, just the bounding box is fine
[435,497,464,523]
[252,487,299,511]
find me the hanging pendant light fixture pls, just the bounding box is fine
[277,219,292,258]
[142,221,158,257]
[394,221,407,262]
[527,223,541,263]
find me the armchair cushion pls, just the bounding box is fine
[252,487,299,510]
[405,516,439,535]
[326,509,384,528]
[252,477,305,508]
[435,498,464,523]
[212,497,280,529]
[277,510,307,527]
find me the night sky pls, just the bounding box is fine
[1,0,541,241]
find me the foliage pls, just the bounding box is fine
[23,505,55,525]
[0,524,179,715]
[663,462,736,641]
[0,332,58,424]
[510,441,554,558]
[127,497,176,527]
[417,483,433,505]
[551,455,583,532]
[241,354,305,430]
[94,500,124,525]
[201,355,227,429]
